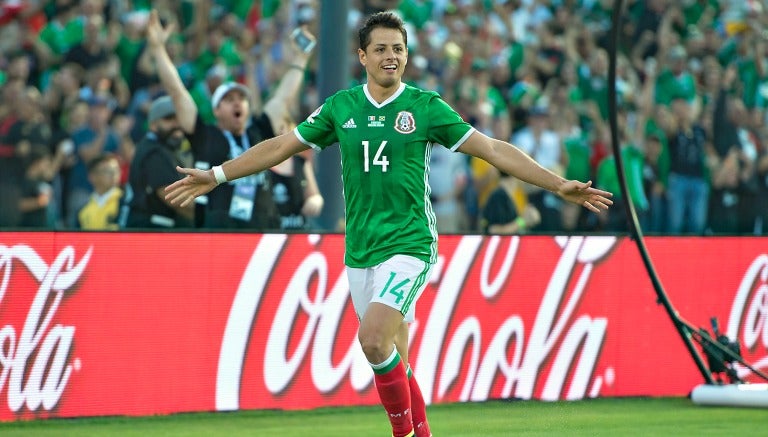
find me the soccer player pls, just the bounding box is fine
[165,12,613,437]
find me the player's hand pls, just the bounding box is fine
[165,166,218,207]
[557,180,613,213]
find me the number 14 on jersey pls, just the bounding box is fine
[362,140,390,172]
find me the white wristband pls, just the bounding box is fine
[212,165,227,185]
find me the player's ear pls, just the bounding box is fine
[358,48,366,66]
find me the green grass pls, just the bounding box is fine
[1,397,765,436]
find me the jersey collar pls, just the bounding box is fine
[363,82,406,109]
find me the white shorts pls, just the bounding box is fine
[346,254,433,323]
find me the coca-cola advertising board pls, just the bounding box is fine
[1,232,766,421]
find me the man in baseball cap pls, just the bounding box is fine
[147,94,176,123]
[207,81,254,136]
[146,95,185,149]
[210,82,251,110]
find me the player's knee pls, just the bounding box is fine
[358,331,392,364]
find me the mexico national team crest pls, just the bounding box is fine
[394,111,416,134]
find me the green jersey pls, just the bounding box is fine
[295,83,475,268]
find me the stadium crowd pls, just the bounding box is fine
[0,0,767,235]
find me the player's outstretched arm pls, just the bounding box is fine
[459,131,613,212]
[165,131,310,207]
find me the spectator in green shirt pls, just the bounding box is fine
[595,106,649,232]
[34,0,83,68]
[654,45,698,109]
[33,0,84,89]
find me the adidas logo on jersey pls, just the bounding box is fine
[342,118,357,129]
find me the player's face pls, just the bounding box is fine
[214,90,250,134]
[358,27,407,89]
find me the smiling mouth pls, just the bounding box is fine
[382,64,397,71]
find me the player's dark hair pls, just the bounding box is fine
[358,12,407,51]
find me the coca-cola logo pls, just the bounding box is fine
[417,235,614,402]
[0,244,90,413]
[727,254,768,379]
[217,235,616,409]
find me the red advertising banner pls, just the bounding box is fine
[0,233,766,421]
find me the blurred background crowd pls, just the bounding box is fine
[1,0,767,235]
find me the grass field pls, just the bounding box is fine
[1,397,765,436]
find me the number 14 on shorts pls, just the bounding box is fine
[379,272,409,304]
